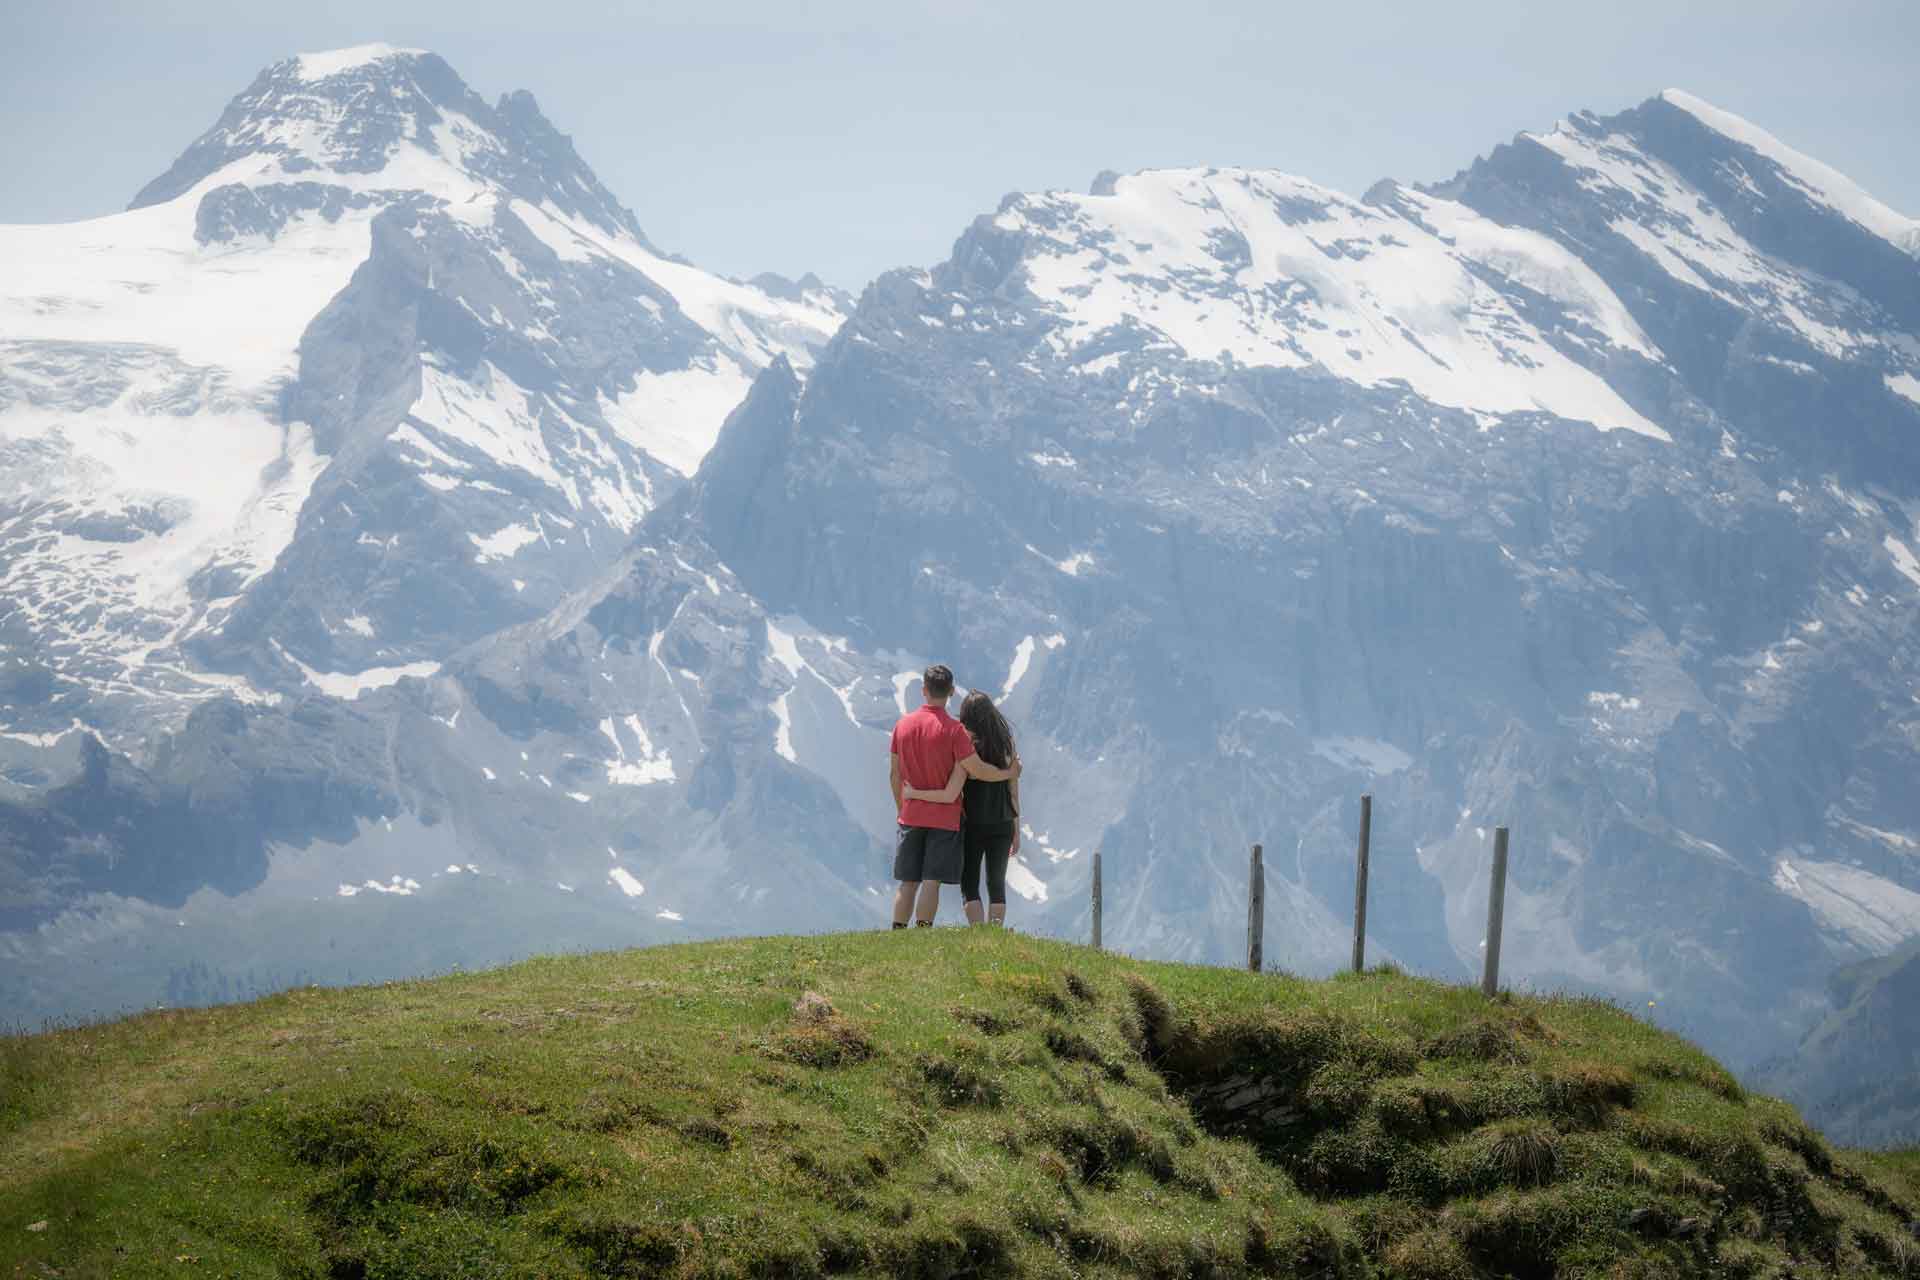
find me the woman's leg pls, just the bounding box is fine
[960,828,987,925]
[985,830,1013,925]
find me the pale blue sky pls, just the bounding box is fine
[4,0,1914,289]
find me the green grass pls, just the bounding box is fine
[2,930,1915,1278]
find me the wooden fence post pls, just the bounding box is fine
[1246,844,1265,972]
[1090,850,1102,951]
[1352,794,1373,974]
[1481,826,1509,997]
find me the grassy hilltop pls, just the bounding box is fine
[3,930,1917,1278]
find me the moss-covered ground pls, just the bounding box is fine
[2,929,1915,1277]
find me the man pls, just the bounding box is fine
[889,664,1019,927]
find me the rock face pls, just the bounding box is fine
[3,67,1919,1123]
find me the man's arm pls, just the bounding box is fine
[889,752,904,814]
[957,750,1021,782]
[903,761,967,805]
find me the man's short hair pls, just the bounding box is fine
[923,664,955,700]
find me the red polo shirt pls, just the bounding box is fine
[890,703,976,831]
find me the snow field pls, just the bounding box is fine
[1004,167,1669,440]
[599,715,675,785]
[599,358,757,479]
[1772,858,1920,952]
[271,640,440,700]
[0,196,375,391]
[293,44,428,81]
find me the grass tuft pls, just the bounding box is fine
[1381,1228,1474,1280]
[1637,1051,1746,1102]
[679,1115,733,1148]
[917,1054,1004,1108]
[1032,1110,1178,1188]
[1764,1113,1836,1175]
[1124,975,1178,1059]
[1544,1061,1639,1125]
[1425,1016,1529,1064]
[549,1211,684,1274]
[1041,1024,1125,1083]
[1481,1118,1562,1188]
[765,991,876,1068]
[1001,973,1073,1016]
[952,1005,1017,1036]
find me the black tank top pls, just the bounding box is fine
[963,736,1019,830]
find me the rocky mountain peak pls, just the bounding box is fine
[291,41,432,81]
[1651,89,1920,259]
[128,44,647,245]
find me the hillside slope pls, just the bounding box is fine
[1756,938,1920,1149]
[4,931,1917,1278]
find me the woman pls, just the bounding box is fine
[901,691,1021,926]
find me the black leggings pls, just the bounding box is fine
[962,825,1015,905]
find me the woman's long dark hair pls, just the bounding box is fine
[959,691,1016,769]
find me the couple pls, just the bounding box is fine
[888,664,1023,928]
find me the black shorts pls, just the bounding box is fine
[894,825,963,885]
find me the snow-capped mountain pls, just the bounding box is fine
[5,72,1919,1141]
[0,44,845,750]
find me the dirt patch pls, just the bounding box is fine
[678,1116,732,1149]
[951,1006,1018,1036]
[1544,1061,1637,1125]
[764,992,876,1068]
[917,1055,1004,1108]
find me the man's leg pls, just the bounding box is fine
[892,880,919,927]
[914,878,941,925]
[891,826,927,928]
[917,829,962,925]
